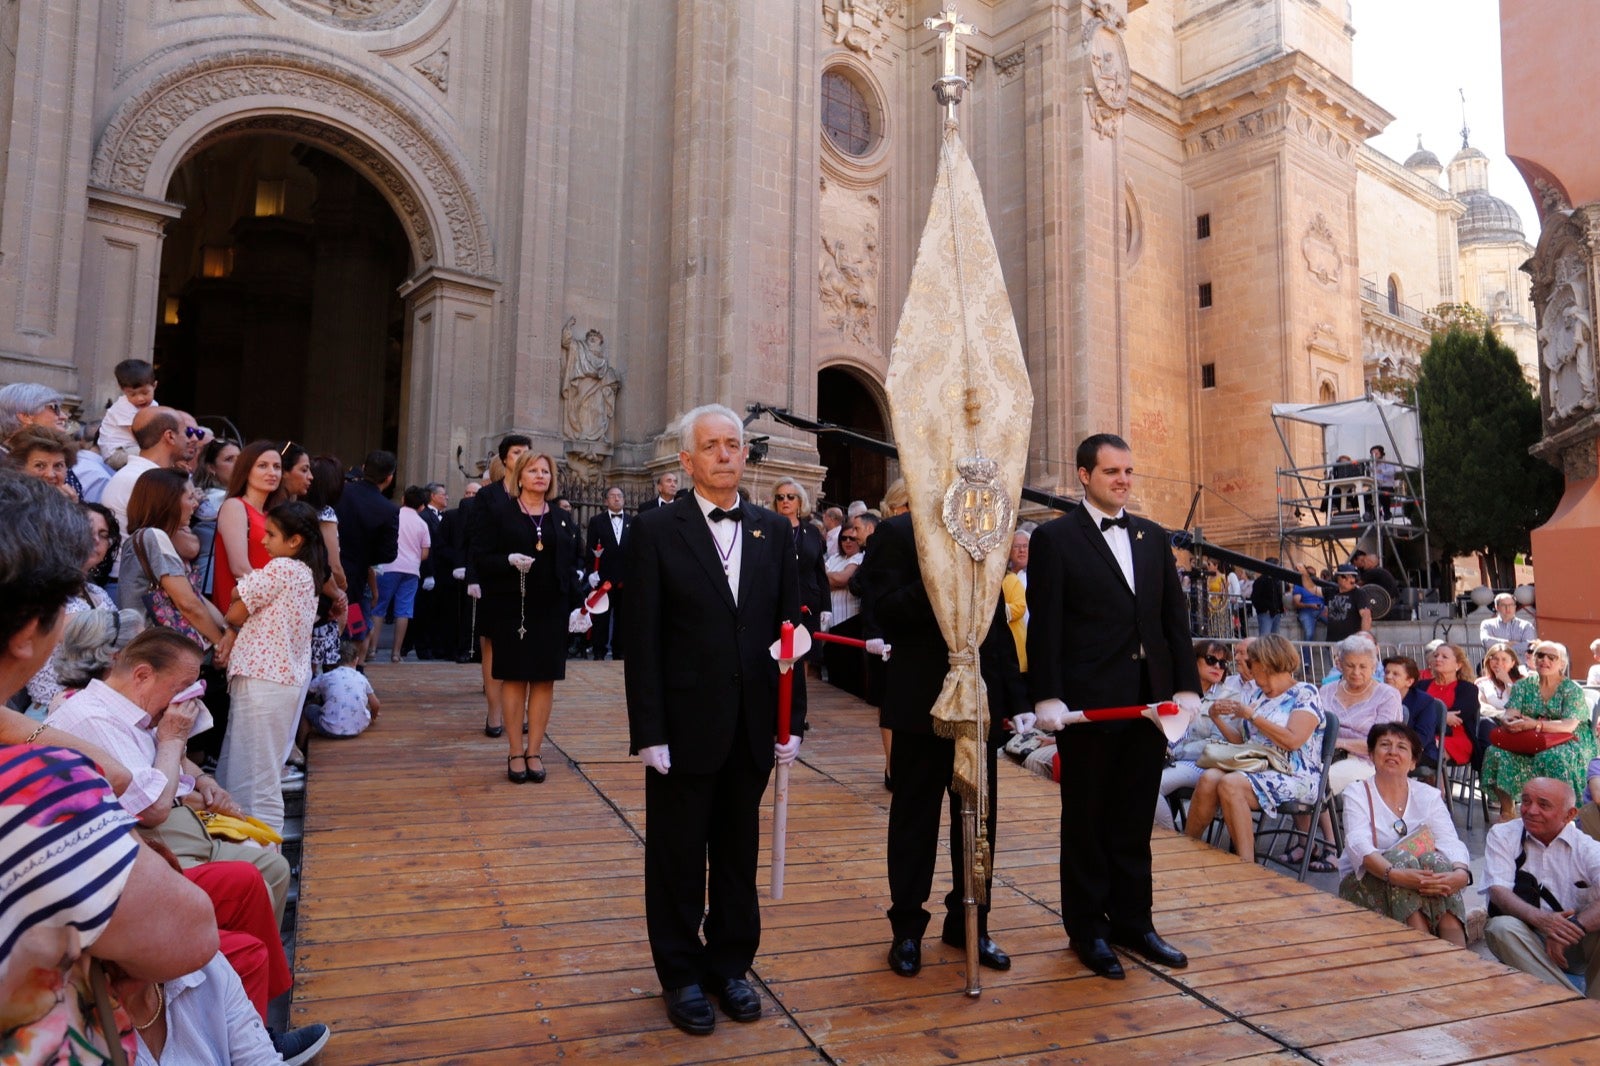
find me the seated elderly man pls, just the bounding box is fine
[1485,776,1600,997]
[45,626,292,921]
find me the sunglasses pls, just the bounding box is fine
[1392,817,1408,838]
[774,493,799,502]
[39,402,64,415]
[839,534,858,542]
[1201,654,1229,668]
[1534,651,1561,662]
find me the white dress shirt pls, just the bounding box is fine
[1082,500,1135,592]
[1486,818,1600,916]
[1339,777,1470,878]
[47,679,193,816]
[135,953,282,1066]
[694,491,743,603]
[609,510,625,542]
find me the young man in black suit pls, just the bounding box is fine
[583,485,630,659]
[859,512,1025,978]
[1024,433,1202,980]
[625,404,806,1036]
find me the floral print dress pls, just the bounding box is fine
[1238,680,1326,817]
[1481,677,1596,803]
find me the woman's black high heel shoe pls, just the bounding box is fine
[506,754,528,783]
[485,721,504,738]
[525,753,547,784]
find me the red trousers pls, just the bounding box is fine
[184,860,291,1020]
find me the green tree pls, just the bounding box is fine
[1415,325,1562,588]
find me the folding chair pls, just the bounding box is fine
[1439,703,1488,828]
[1256,710,1343,882]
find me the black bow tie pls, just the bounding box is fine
[1099,514,1129,531]
[709,506,743,524]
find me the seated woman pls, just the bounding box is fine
[5,423,79,500]
[1154,638,1231,831]
[1587,638,1600,686]
[1477,642,1525,719]
[1319,635,1402,796]
[1183,633,1326,863]
[1337,722,1472,946]
[1482,640,1598,821]
[1421,642,1482,771]
[1385,655,1447,780]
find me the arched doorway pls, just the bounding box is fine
[816,365,888,509]
[154,136,412,464]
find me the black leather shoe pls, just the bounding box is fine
[714,977,761,1022]
[484,722,504,738]
[1113,930,1188,969]
[663,985,715,1035]
[887,937,922,977]
[941,931,1012,971]
[505,755,527,784]
[1072,938,1125,980]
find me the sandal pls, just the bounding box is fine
[1306,849,1336,873]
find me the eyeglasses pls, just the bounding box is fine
[1534,651,1561,662]
[39,402,63,415]
[1201,655,1229,668]
[774,493,799,502]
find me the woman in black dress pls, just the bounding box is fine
[771,478,827,629]
[473,451,583,783]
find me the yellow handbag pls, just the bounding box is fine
[196,809,283,846]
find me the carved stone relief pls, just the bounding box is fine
[281,0,432,31]
[1538,250,1596,423]
[994,49,1025,82]
[1083,1,1128,139]
[826,0,900,60]
[413,40,449,92]
[89,50,490,274]
[1301,214,1341,290]
[818,175,881,349]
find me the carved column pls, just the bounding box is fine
[73,189,183,413]
[398,266,499,490]
[0,0,103,393]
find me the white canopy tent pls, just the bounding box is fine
[1270,395,1422,468]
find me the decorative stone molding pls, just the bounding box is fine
[1183,103,1289,158]
[1300,214,1341,290]
[994,48,1025,82]
[826,0,900,60]
[965,48,984,86]
[1306,321,1345,361]
[818,175,881,349]
[413,40,449,92]
[89,49,491,274]
[281,0,432,32]
[1083,2,1129,139]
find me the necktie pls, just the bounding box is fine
[1099,514,1129,531]
[709,506,743,524]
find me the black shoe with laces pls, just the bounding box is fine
[271,1023,330,1065]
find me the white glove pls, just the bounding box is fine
[1010,711,1038,735]
[1172,691,1203,717]
[1033,698,1071,732]
[775,734,802,766]
[588,572,601,588]
[864,637,892,661]
[820,610,833,632]
[639,744,671,774]
[508,553,534,572]
[568,608,593,634]
[467,583,482,600]
[422,577,436,592]
[451,567,466,581]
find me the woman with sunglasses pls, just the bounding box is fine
[771,479,827,630]
[1153,639,1233,830]
[1482,640,1596,821]
[1337,722,1471,945]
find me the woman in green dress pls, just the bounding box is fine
[1481,639,1596,822]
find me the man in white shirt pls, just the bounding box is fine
[1485,777,1600,996]
[47,627,291,920]
[1481,593,1538,650]
[99,408,191,533]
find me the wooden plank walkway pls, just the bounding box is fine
[289,661,1600,1063]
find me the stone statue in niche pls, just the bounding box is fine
[818,224,879,346]
[1540,255,1597,422]
[561,317,622,470]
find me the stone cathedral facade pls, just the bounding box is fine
[0,0,1534,553]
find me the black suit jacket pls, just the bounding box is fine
[859,514,1023,738]
[637,495,670,515]
[418,506,443,579]
[333,478,399,601]
[1026,507,1200,710]
[585,510,631,586]
[435,503,468,577]
[624,496,806,774]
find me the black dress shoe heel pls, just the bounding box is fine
[1072,938,1125,980]
[663,985,715,1035]
[484,722,504,738]
[506,755,528,784]
[1113,930,1188,969]
[887,937,922,977]
[715,977,762,1022]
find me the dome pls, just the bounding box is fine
[1452,143,1489,165]
[1458,189,1525,245]
[1405,146,1442,170]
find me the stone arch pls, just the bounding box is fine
[89,47,491,275]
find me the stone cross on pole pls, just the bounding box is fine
[925,6,974,116]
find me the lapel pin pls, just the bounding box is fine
[1136,530,1145,540]
[751,529,765,539]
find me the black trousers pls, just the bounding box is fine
[587,589,624,659]
[887,730,1000,941]
[1056,719,1166,944]
[643,736,771,989]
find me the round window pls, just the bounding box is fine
[822,69,875,157]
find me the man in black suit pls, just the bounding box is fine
[334,450,401,650]
[625,403,805,1036]
[637,470,679,514]
[1025,433,1201,980]
[435,482,477,661]
[584,485,631,660]
[860,513,1024,978]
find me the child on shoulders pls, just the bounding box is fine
[98,358,159,464]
